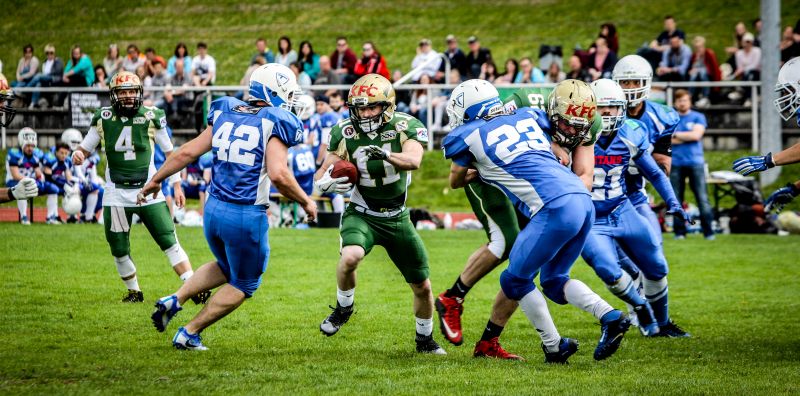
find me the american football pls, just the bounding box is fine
[331,159,358,185]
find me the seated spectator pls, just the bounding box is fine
[409,74,432,126]
[167,42,192,81]
[290,62,312,87]
[587,36,617,80]
[514,57,545,83]
[733,33,761,82]
[688,36,720,106]
[725,21,749,59]
[103,44,122,80]
[465,36,492,79]
[411,38,441,82]
[657,32,691,81]
[12,44,39,87]
[431,69,460,131]
[144,58,169,109]
[330,36,357,82]
[144,47,159,77]
[252,38,275,65]
[391,69,411,114]
[239,56,266,100]
[600,23,619,54]
[164,58,192,118]
[135,65,148,86]
[545,61,565,83]
[276,36,297,67]
[62,45,94,87]
[313,55,341,95]
[479,60,498,83]
[495,58,518,85]
[28,44,63,108]
[652,16,685,53]
[353,41,390,79]
[437,35,467,81]
[191,42,216,86]
[122,44,145,73]
[93,65,108,88]
[299,41,320,81]
[565,55,591,82]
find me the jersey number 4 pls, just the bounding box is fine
[114,126,136,161]
[212,121,263,166]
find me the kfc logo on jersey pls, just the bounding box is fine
[342,125,356,139]
[565,104,595,119]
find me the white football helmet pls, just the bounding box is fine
[248,63,303,113]
[775,57,800,121]
[296,94,316,120]
[591,79,627,135]
[18,127,37,148]
[61,128,83,151]
[446,79,504,129]
[62,184,82,215]
[612,55,652,108]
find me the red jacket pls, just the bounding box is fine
[330,48,357,75]
[354,54,390,79]
[690,48,721,81]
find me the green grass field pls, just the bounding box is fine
[1,223,798,394]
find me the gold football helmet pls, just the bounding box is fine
[347,74,396,133]
[0,73,15,127]
[109,71,143,116]
[547,79,596,148]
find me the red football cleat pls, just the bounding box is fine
[473,337,525,361]
[435,292,464,345]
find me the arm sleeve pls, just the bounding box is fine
[635,153,680,208]
[442,132,474,167]
[653,134,673,156]
[154,128,174,152]
[80,127,101,152]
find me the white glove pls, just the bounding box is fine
[11,178,38,200]
[315,164,353,194]
[363,145,391,160]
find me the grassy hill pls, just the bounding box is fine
[3,0,799,84]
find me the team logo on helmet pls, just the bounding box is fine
[455,92,465,108]
[277,73,289,87]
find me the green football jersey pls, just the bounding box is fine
[328,112,428,212]
[91,105,167,189]
[502,87,601,147]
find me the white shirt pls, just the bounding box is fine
[192,54,216,83]
[42,59,54,75]
[411,50,442,81]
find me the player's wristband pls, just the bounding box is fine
[765,153,776,169]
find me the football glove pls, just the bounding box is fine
[765,183,800,213]
[732,152,775,176]
[668,205,694,226]
[10,177,38,200]
[363,145,391,161]
[315,164,353,194]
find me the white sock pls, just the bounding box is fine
[564,279,614,321]
[85,193,98,220]
[17,199,27,218]
[180,270,193,282]
[46,194,58,218]
[114,255,140,291]
[519,288,561,352]
[416,317,433,337]
[337,287,354,307]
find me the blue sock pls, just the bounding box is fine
[649,294,669,326]
[600,309,621,325]
[611,278,647,307]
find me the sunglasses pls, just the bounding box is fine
[45,51,54,55]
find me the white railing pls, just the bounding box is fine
[6,81,766,151]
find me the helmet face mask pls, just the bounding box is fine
[0,73,16,127]
[774,57,800,121]
[18,127,37,153]
[591,78,627,135]
[295,94,316,120]
[347,74,396,133]
[109,71,143,117]
[612,55,652,108]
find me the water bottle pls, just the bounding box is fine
[443,213,453,229]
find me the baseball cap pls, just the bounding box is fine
[445,34,456,42]
[419,38,431,46]
[742,32,755,43]
[467,36,478,43]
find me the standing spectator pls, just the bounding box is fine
[411,38,441,82]
[670,89,714,240]
[103,44,122,80]
[653,16,685,53]
[600,23,619,54]
[657,32,691,81]
[191,42,216,86]
[12,44,39,87]
[587,36,617,80]
[275,36,297,67]
[479,60,498,83]
[514,57,544,83]
[313,55,341,93]
[144,57,169,108]
[565,55,591,82]
[28,44,63,108]
[495,58,518,85]
[93,65,108,88]
[122,44,145,73]
[251,38,275,65]
[62,45,94,87]
[465,36,492,79]
[437,35,467,81]
[330,36,357,82]
[167,42,192,81]
[353,41,390,79]
[688,36,720,106]
[290,62,313,87]
[545,61,565,83]
[733,33,761,82]
[299,41,320,81]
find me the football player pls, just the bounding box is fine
[141,63,316,350]
[734,57,800,212]
[0,72,16,128]
[0,74,39,206]
[5,128,46,225]
[60,128,99,223]
[314,74,446,355]
[72,71,201,303]
[311,94,342,167]
[434,80,598,348]
[443,79,630,362]
[583,79,690,338]
[41,143,75,224]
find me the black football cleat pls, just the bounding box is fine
[121,289,144,303]
[543,338,579,364]
[320,303,354,336]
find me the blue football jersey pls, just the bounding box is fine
[42,152,73,186]
[625,100,679,206]
[5,148,41,182]
[198,151,214,171]
[443,107,588,218]
[206,96,304,205]
[592,119,650,217]
[287,144,316,195]
[309,111,341,160]
[154,127,173,170]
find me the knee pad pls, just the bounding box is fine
[499,270,536,301]
[540,275,570,305]
[643,276,668,301]
[114,255,137,278]
[164,243,189,267]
